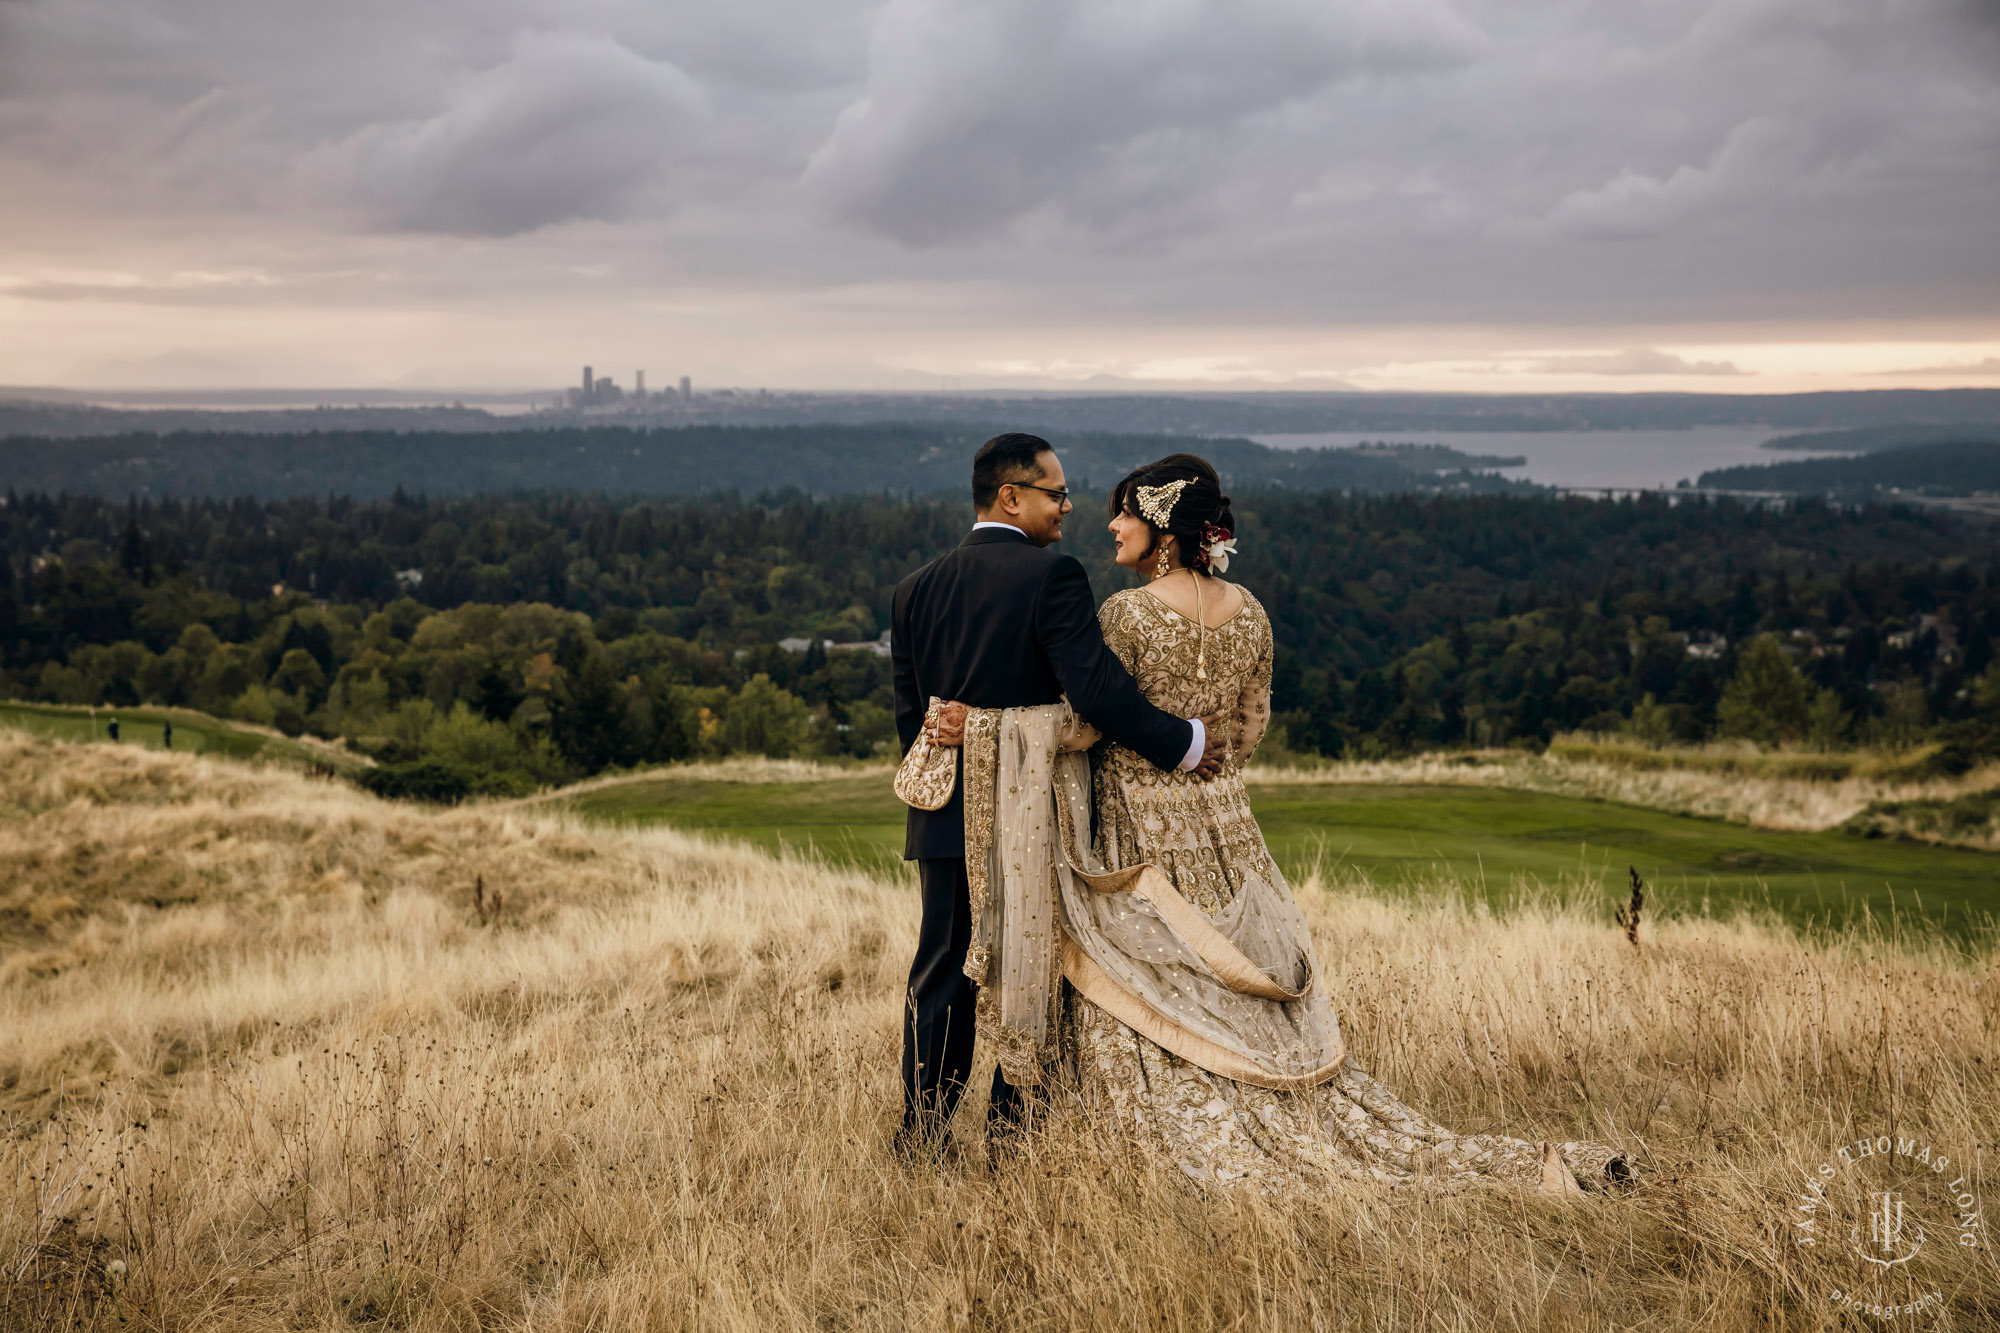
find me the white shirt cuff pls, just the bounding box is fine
[1178,717,1205,771]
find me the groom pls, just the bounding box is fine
[890,432,1224,1153]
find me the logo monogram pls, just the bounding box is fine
[1789,1132,1982,1322]
[1852,1191,1925,1269]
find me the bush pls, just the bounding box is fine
[272,647,327,700]
[421,702,524,771]
[271,696,307,738]
[1907,740,1976,779]
[721,674,809,758]
[1804,687,1850,752]
[1867,679,1932,750]
[550,650,641,772]
[231,683,279,727]
[840,700,898,757]
[1842,788,1999,841]
[1625,693,1674,746]
[1715,636,1811,745]
[357,760,531,804]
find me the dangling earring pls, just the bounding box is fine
[1155,538,1172,579]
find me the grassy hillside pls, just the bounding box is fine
[2,733,1994,1329]
[0,699,364,773]
[1335,742,2000,847]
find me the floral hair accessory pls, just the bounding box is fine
[1200,523,1237,574]
[1134,479,1190,529]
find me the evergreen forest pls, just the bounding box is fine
[1698,439,2000,496]
[0,426,1531,501]
[5,485,1996,798]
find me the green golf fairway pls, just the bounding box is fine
[563,773,912,872]
[0,701,328,766]
[560,773,1999,934]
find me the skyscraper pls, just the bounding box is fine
[635,370,646,397]
[582,365,594,406]
[679,375,692,402]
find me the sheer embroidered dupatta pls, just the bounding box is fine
[960,703,1346,1090]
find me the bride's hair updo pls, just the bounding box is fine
[1109,453,1234,577]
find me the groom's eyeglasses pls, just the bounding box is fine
[1011,482,1072,505]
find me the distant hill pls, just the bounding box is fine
[1760,423,2000,453]
[1699,440,2000,496]
[0,399,512,439]
[0,424,1538,501]
[6,386,2000,439]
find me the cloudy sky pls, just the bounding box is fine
[2,0,1997,393]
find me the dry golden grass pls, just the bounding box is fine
[3,732,1997,1330]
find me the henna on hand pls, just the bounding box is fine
[928,700,969,747]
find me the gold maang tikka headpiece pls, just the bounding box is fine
[1135,479,1190,528]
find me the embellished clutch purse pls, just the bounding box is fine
[893,697,958,810]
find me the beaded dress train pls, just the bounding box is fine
[1058,585,1629,1192]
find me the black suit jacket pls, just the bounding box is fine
[891,527,1194,860]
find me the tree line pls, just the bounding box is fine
[1698,439,2000,497]
[2,487,1994,797]
[0,425,1534,502]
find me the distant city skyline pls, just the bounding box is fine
[565,364,696,409]
[1,2,1995,395]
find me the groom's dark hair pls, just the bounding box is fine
[971,433,1053,510]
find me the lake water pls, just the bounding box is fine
[1247,425,1853,491]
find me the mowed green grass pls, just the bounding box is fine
[0,701,325,767]
[1248,783,1998,932]
[563,773,2000,933]
[563,773,913,872]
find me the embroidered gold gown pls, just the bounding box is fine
[1060,584,1629,1192]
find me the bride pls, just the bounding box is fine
[936,453,1630,1194]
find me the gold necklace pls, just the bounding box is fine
[1151,564,1207,681]
[1193,570,1206,680]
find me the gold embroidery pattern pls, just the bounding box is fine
[1064,586,1629,1194]
[893,697,960,810]
[962,706,1083,1088]
[960,707,1000,987]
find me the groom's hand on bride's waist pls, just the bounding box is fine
[925,701,1224,781]
[924,696,1224,780]
[1192,710,1228,780]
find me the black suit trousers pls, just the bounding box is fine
[901,858,1023,1139]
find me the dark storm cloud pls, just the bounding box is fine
[0,1,857,229]
[804,0,1479,245]
[305,31,707,236]
[792,0,2000,322]
[0,0,1995,330]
